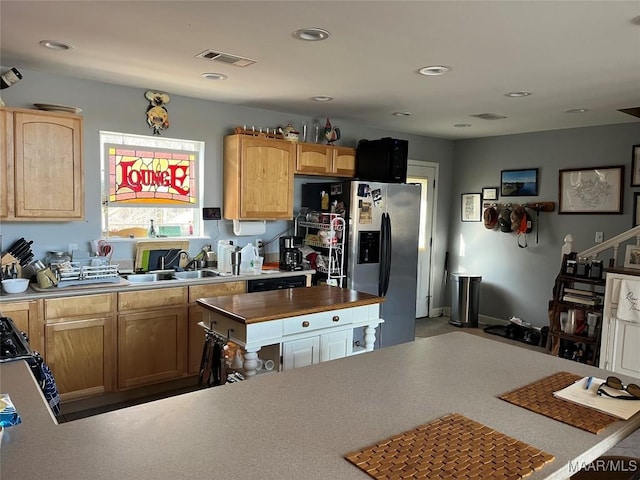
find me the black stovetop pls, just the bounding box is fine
[0,316,33,362]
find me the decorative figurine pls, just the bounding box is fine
[144,90,170,135]
[324,117,340,145]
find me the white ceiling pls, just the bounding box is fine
[1,0,639,140]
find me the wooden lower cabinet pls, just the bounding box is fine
[43,293,116,401]
[45,316,115,401]
[1,299,43,353]
[118,306,188,389]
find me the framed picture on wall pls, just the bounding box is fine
[461,193,481,222]
[558,165,624,214]
[624,244,640,270]
[500,169,538,196]
[482,187,499,201]
[631,145,640,186]
[633,193,640,227]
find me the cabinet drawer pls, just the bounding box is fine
[45,293,113,320]
[283,309,353,336]
[189,281,246,303]
[204,311,247,344]
[118,287,186,311]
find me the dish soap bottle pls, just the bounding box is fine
[148,219,157,238]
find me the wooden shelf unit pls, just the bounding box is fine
[547,254,605,365]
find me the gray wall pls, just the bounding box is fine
[0,67,454,308]
[450,123,640,326]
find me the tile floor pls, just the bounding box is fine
[416,316,639,459]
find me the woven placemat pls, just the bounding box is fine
[499,371,618,434]
[344,413,554,480]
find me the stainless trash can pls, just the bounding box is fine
[449,273,482,327]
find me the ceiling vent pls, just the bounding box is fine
[618,107,640,119]
[195,49,256,67]
[470,113,508,120]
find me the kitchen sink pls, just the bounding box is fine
[124,273,165,283]
[172,270,218,280]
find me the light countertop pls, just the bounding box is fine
[0,269,312,302]
[1,332,639,480]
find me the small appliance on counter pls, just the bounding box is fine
[279,236,303,271]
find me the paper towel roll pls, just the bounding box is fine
[233,220,266,236]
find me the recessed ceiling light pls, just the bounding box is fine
[393,111,412,117]
[454,123,472,128]
[39,40,74,51]
[311,95,333,102]
[292,28,330,41]
[632,15,640,25]
[505,91,532,97]
[201,72,227,80]
[418,65,451,76]
[565,108,589,113]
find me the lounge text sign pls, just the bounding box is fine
[106,144,197,205]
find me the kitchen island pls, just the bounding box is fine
[2,332,639,480]
[196,285,385,375]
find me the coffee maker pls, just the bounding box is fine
[279,236,303,271]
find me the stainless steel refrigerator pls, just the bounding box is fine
[301,181,421,348]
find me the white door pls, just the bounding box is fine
[320,330,353,362]
[407,162,438,318]
[282,336,319,371]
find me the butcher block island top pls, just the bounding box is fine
[196,285,384,324]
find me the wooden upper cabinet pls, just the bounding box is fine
[1,107,84,221]
[296,143,333,175]
[224,134,295,220]
[294,142,355,177]
[333,146,356,177]
[0,109,13,218]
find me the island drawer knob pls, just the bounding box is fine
[332,315,340,322]
[302,320,310,328]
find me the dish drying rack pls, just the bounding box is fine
[55,261,120,288]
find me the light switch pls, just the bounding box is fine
[595,232,604,243]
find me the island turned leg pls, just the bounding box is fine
[242,348,260,377]
[364,323,379,351]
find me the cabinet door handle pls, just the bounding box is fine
[302,321,310,328]
[332,315,340,322]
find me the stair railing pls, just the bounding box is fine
[562,225,640,266]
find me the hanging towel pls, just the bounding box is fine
[616,279,640,323]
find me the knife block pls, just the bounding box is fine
[1,253,23,278]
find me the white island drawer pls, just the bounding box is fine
[283,308,353,336]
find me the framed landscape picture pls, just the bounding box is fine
[461,193,481,222]
[500,169,538,197]
[558,165,624,214]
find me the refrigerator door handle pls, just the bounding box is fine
[378,213,386,296]
[383,213,392,296]
[378,212,392,297]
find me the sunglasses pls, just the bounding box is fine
[596,376,640,400]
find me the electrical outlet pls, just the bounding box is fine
[595,231,604,243]
[256,239,264,251]
[68,243,78,254]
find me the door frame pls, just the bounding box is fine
[407,160,439,318]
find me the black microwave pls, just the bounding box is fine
[355,137,408,183]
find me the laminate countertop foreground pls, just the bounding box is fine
[196,285,384,323]
[2,332,639,480]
